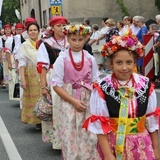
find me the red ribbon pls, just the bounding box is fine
[82,115,112,134]
[146,107,160,129]
[3,47,8,52]
[93,83,106,100]
[149,82,155,96]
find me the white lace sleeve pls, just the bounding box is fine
[37,43,50,69]
[87,89,109,134]
[146,90,159,132]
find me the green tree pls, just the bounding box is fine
[155,0,160,10]
[116,0,129,16]
[0,0,20,26]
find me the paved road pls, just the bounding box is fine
[0,85,160,160]
[0,87,61,160]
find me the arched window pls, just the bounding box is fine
[30,9,35,18]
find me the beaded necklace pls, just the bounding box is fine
[69,48,84,71]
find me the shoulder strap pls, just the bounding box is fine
[21,35,25,43]
[43,42,60,65]
[12,37,15,52]
[2,38,5,48]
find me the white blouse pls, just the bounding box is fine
[37,36,69,69]
[87,74,159,134]
[51,48,100,87]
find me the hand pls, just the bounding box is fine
[154,148,160,160]
[21,79,27,89]
[71,99,87,112]
[96,40,99,45]
[41,88,51,99]
[8,62,12,70]
[15,68,19,74]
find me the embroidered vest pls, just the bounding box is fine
[100,80,151,118]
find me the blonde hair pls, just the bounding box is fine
[105,18,115,27]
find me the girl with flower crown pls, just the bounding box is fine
[83,34,160,160]
[51,24,101,159]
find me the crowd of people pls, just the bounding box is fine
[0,14,160,160]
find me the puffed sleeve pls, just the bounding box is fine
[18,45,28,68]
[37,42,50,69]
[50,52,65,87]
[5,37,13,54]
[146,90,159,132]
[12,34,22,55]
[91,56,100,82]
[83,86,112,134]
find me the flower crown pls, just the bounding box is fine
[63,24,91,36]
[101,30,144,57]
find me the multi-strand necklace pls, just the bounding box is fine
[69,48,84,71]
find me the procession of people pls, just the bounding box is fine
[0,14,160,160]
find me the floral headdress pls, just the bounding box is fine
[63,24,91,36]
[101,30,144,57]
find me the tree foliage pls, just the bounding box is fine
[116,0,129,16]
[155,0,160,10]
[0,0,20,26]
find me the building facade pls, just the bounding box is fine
[20,0,159,27]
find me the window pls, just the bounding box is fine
[43,10,47,26]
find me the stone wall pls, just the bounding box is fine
[20,0,159,27]
[62,0,159,25]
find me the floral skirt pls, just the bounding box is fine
[42,69,62,149]
[21,65,41,124]
[98,130,156,160]
[60,83,100,160]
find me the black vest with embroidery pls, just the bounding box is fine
[100,80,151,118]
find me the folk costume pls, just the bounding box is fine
[51,48,100,160]
[51,24,101,160]
[37,16,69,149]
[18,39,41,124]
[83,33,160,160]
[0,24,12,85]
[83,73,159,160]
[5,23,25,101]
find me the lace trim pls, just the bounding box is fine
[101,74,149,103]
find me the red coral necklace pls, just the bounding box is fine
[111,73,135,89]
[69,48,84,71]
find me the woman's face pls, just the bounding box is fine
[27,24,39,41]
[67,34,86,52]
[111,50,135,81]
[51,24,65,38]
[4,27,11,36]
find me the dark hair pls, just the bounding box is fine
[26,22,40,32]
[84,18,90,25]
[92,24,99,30]
[102,17,109,22]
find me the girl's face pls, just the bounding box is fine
[67,34,86,52]
[111,50,135,81]
[51,24,65,38]
[27,24,39,41]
